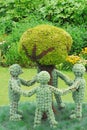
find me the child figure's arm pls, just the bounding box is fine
[19,75,37,87]
[56,69,73,86]
[49,80,80,96]
[27,87,37,97]
[11,80,29,97]
[27,75,37,86]
[49,85,63,95]
[62,80,80,95]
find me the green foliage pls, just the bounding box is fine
[38,0,87,25]
[19,24,72,65]
[0,0,87,67]
[0,0,44,35]
[5,42,20,65]
[0,18,14,34]
[62,24,87,55]
[3,41,32,67]
[0,0,44,21]
[0,102,87,130]
[60,61,73,71]
[0,0,87,35]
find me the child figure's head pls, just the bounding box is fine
[37,71,50,84]
[9,64,23,77]
[72,63,86,77]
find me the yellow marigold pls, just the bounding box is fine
[66,55,80,64]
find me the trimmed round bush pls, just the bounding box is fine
[19,24,72,65]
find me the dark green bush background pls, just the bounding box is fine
[0,0,87,67]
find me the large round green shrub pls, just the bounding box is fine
[19,24,72,65]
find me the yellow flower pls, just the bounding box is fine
[82,47,87,54]
[66,55,80,64]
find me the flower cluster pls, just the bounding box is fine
[66,55,80,64]
[63,47,87,70]
[80,47,87,60]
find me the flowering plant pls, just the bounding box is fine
[66,55,81,64]
[64,47,87,70]
[80,47,87,60]
[61,55,81,70]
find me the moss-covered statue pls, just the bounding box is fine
[8,64,33,121]
[69,63,86,119]
[27,71,79,128]
[18,24,73,112]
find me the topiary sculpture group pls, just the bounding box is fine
[8,63,86,127]
[8,24,86,128]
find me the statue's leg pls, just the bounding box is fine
[34,109,42,128]
[75,103,82,119]
[10,101,22,121]
[70,103,82,119]
[17,109,23,115]
[54,93,65,109]
[47,109,58,128]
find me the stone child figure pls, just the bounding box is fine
[27,71,64,128]
[69,63,86,119]
[8,64,32,121]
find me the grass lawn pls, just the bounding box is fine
[0,67,87,130]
